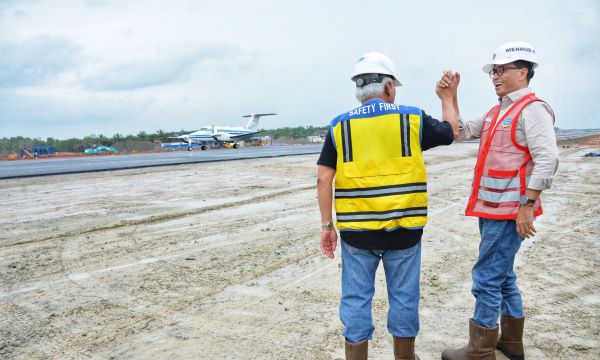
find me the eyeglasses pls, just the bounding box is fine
[488,66,520,78]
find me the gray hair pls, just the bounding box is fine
[355,76,393,103]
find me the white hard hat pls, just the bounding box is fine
[351,52,402,86]
[482,41,539,73]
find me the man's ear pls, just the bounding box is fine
[519,68,529,82]
[385,81,394,98]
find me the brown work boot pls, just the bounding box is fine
[441,319,498,360]
[497,315,525,360]
[345,339,368,360]
[393,336,420,360]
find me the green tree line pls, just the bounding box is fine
[264,125,327,139]
[0,126,328,154]
[0,129,187,154]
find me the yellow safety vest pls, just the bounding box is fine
[331,98,428,231]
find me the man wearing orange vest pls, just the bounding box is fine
[437,41,559,360]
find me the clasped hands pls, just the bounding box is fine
[436,70,460,100]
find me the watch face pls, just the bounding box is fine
[324,221,334,230]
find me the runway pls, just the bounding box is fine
[0,144,323,179]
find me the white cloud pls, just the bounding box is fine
[0,0,598,138]
[82,45,252,91]
[0,35,81,87]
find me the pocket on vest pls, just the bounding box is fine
[342,157,416,178]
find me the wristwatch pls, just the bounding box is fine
[519,195,536,207]
[322,221,335,230]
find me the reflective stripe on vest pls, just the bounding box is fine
[479,176,530,191]
[400,114,411,157]
[331,99,427,231]
[341,120,353,162]
[335,183,427,198]
[478,189,520,203]
[336,207,428,222]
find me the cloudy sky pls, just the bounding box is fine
[0,0,598,139]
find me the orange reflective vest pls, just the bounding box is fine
[465,93,554,220]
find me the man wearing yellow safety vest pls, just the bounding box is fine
[316,52,459,360]
[437,41,559,360]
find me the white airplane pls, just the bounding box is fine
[172,113,277,150]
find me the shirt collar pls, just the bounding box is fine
[363,98,385,105]
[500,87,532,108]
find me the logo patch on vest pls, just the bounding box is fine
[501,117,513,128]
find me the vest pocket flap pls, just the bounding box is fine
[487,168,518,178]
[343,158,413,178]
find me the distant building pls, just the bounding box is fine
[31,146,56,155]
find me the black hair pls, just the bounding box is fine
[513,60,535,82]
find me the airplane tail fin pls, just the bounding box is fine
[242,113,277,130]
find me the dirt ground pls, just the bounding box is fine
[1,139,599,360]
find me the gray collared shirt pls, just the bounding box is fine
[458,87,559,190]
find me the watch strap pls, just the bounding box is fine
[525,199,536,207]
[322,221,335,230]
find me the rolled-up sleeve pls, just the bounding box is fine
[458,115,484,141]
[521,103,559,190]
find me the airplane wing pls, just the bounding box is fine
[168,134,211,145]
[218,130,264,141]
[241,113,277,117]
[231,130,263,140]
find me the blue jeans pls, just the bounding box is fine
[472,218,524,328]
[340,240,421,343]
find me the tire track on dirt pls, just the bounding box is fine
[51,232,322,360]
[3,187,322,359]
[2,185,314,249]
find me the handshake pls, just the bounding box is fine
[436,70,461,100]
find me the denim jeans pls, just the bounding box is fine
[472,218,524,328]
[340,240,421,343]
